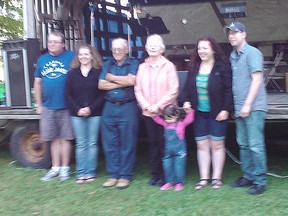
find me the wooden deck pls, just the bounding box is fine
[266,93,288,120]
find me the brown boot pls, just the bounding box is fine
[115,178,130,189]
[102,178,117,188]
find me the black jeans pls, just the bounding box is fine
[142,115,164,180]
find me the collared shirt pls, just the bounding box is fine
[134,56,179,117]
[99,57,139,102]
[230,44,267,117]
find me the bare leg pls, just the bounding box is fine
[211,139,226,180]
[51,139,61,166]
[196,139,211,180]
[60,139,71,166]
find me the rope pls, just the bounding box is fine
[225,148,288,178]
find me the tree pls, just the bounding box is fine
[0,0,23,39]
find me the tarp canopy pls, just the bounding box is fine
[137,0,288,45]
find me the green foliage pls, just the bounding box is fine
[0,0,23,39]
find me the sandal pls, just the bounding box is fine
[194,179,209,190]
[76,177,86,184]
[211,179,223,189]
[85,177,96,183]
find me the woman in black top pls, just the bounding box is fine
[183,37,233,190]
[65,44,105,184]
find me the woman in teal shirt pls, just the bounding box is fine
[183,37,233,190]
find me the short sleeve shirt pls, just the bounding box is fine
[99,57,139,101]
[230,44,267,117]
[34,50,75,109]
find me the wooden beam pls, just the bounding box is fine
[209,0,226,27]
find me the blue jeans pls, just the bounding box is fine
[235,111,267,185]
[163,128,187,184]
[71,116,101,178]
[101,101,139,180]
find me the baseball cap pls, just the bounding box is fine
[224,22,247,33]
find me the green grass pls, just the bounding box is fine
[0,143,288,216]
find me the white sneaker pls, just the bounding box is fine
[59,167,70,182]
[40,169,59,182]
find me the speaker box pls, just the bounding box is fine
[3,39,40,108]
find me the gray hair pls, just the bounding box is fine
[112,38,128,49]
[145,34,166,53]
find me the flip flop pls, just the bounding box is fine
[76,177,86,184]
[85,177,96,183]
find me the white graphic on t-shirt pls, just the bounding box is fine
[41,60,68,79]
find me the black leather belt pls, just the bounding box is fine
[108,99,135,105]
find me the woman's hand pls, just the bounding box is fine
[77,107,91,117]
[216,110,229,121]
[147,104,159,114]
[183,101,192,113]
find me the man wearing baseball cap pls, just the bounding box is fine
[225,22,267,195]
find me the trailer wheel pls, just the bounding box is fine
[10,122,51,169]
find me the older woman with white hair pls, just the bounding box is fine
[135,34,179,187]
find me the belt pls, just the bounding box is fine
[108,99,135,105]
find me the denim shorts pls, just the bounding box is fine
[193,111,228,141]
[40,107,74,141]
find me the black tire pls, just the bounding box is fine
[10,122,51,169]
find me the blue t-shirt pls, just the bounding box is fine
[34,50,75,109]
[99,57,139,102]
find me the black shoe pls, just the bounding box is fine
[248,184,266,195]
[230,176,253,188]
[154,178,164,187]
[148,177,158,186]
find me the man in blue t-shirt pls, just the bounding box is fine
[34,31,75,182]
[99,38,139,189]
[225,22,267,195]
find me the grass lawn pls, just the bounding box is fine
[0,140,288,216]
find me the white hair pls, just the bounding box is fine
[112,38,128,49]
[145,34,166,53]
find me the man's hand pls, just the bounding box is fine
[36,105,42,115]
[239,104,251,118]
[105,73,115,82]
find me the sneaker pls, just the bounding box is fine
[248,184,266,195]
[103,178,118,188]
[115,178,130,189]
[40,169,59,182]
[59,167,70,182]
[160,183,174,190]
[230,176,253,188]
[174,183,184,191]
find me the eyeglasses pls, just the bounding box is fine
[226,31,243,36]
[48,40,63,44]
[112,48,125,53]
